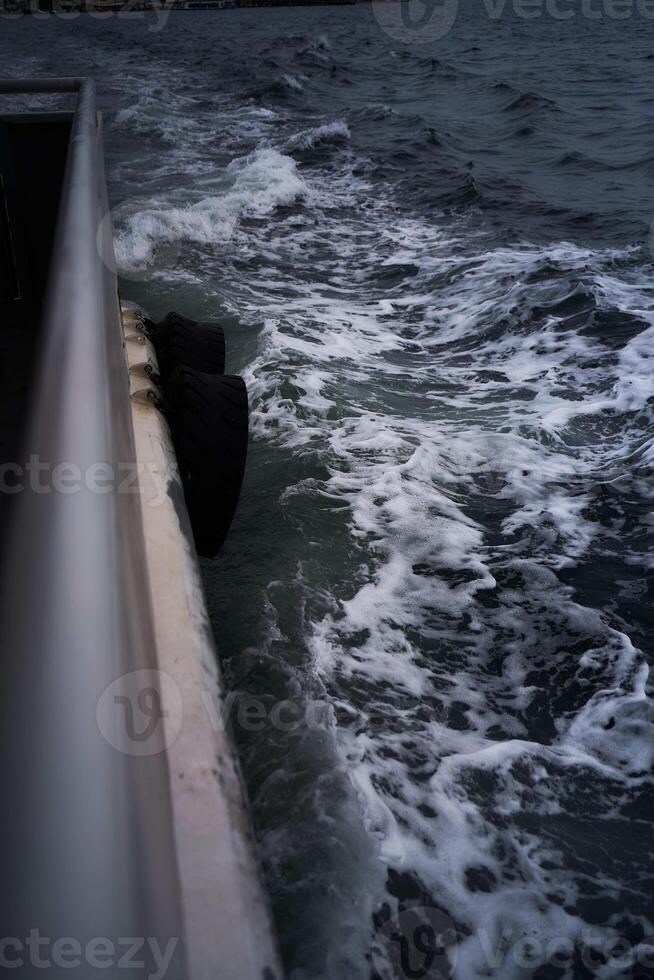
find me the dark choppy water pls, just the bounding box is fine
[4,6,654,977]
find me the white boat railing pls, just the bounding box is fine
[0,79,187,978]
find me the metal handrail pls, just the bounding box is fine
[0,80,186,976]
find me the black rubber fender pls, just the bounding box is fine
[148,312,226,382]
[166,365,248,558]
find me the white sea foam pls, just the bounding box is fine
[112,76,654,977]
[282,73,304,92]
[232,190,654,977]
[115,147,308,271]
[286,120,351,152]
[11,21,654,980]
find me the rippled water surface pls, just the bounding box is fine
[4,6,654,977]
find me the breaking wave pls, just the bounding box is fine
[115,147,308,270]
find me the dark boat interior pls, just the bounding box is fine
[0,111,72,522]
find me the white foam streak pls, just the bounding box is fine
[111,91,654,971]
[115,148,308,270]
[234,190,654,975]
[286,120,351,152]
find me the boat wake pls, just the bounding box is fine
[11,9,652,977]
